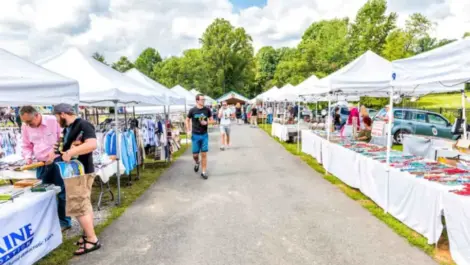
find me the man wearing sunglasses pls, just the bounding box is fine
[20,105,72,231]
[218,101,233,150]
[186,94,212,179]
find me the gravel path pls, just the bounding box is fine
[70,124,435,265]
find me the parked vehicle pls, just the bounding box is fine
[373,108,457,144]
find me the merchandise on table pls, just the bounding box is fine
[14,179,41,188]
[0,185,25,201]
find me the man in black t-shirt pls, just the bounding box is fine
[53,103,101,256]
[186,94,212,179]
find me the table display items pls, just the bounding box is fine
[311,130,470,196]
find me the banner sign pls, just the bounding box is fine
[0,191,62,265]
[372,120,386,137]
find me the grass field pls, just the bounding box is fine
[417,92,468,108]
[260,124,454,265]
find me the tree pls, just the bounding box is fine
[92,52,107,65]
[135,48,162,76]
[200,18,255,98]
[404,13,434,54]
[178,49,211,92]
[112,56,134,72]
[254,46,280,92]
[348,0,397,57]
[382,29,412,60]
[153,57,182,88]
[272,18,350,87]
[463,32,470,38]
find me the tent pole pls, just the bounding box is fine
[385,87,395,214]
[462,89,467,140]
[184,99,188,146]
[114,101,121,205]
[327,95,331,141]
[133,106,140,180]
[297,100,300,154]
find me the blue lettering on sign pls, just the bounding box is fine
[0,224,34,264]
[392,73,396,80]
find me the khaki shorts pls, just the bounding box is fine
[64,174,95,217]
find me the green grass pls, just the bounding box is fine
[37,144,189,265]
[417,92,468,108]
[260,125,455,265]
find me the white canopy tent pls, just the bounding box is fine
[39,47,165,205]
[390,38,470,145]
[39,47,164,106]
[0,48,79,105]
[171,85,196,106]
[305,51,393,97]
[124,68,185,105]
[271,84,296,102]
[296,74,319,90]
[189,88,216,105]
[256,86,279,101]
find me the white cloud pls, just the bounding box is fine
[0,0,468,63]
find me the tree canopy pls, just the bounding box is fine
[107,0,465,99]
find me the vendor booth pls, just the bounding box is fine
[40,47,164,206]
[0,48,80,264]
[391,37,470,265]
[216,91,250,105]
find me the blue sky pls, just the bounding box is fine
[230,0,267,10]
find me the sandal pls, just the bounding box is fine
[75,235,86,246]
[73,239,101,256]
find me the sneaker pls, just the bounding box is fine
[194,162,200,173]
[201,172,208,179]
[220,145,225,151]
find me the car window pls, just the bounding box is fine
[376,109,386,118]
[411,112,427,122]
[394,110,406,119]
[428,114,448,126]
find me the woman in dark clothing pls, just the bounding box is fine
[333,107,342,131]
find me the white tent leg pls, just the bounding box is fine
[462,89,467,140]
[184,100,188,145]
[297,100,300,154]
[327,96,331,141]
[114,101,121,205]
[385,87,395,213]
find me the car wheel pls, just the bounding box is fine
[394,130,410,144]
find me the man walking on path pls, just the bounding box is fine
[186,94,212,179]
[218,101,232,150]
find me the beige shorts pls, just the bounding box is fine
[64,174,96,217]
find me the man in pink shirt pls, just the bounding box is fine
[21,106,72,231]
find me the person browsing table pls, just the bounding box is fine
[20,105,72,231]
[53,103,101,256]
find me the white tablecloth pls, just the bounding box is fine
[317,137,444,244]
[301,130,324,163]
[0,190,62,265]
[95,160,126,183]
[271,123,299,142]
[443,193,470,265]
[403,135,455,160]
